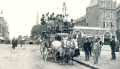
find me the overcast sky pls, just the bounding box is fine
[0,0,119,39]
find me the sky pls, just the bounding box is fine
[0,0,119,39]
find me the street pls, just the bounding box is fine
[0,0,120,69]
[0,44,120,69]
[0,44,90,69]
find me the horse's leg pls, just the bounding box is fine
[41,46,44,59]
[45,48,49,62]
[40,43,43,56]
[40,46,42,55]
[71,52,74,65]
[69,48,74,65]
[53,49,56,62]
[44,49,47,62]
[54,50,56,62]
[72,49,75,65]
[62,49,65,64]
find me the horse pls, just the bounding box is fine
[40,40,49,62]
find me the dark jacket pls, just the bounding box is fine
[110,40,116,51]
[12,39,18,47]
[83,42,91,52]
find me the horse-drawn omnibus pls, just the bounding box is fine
[40,32,80,64]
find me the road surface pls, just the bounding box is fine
[0,44,90,69]
[0,44,119,69]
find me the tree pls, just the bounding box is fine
[41,14,46,25]
[31,24,42,39]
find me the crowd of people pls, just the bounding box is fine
[82,36,118,64]
[11,32,119,65]
[83,37,103,64]
[11,38,24,49]
[11,38,18,49]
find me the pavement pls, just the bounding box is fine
[74,45,120,69]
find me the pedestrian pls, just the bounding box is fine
[83,38,91,61]
[97,38,103,56]
[12,38,18,49]
[20,40,23,47]
[51,35,62,63]
[15,39,18,48]
[88,38,92,56]
[72,35,79,57]
[77,32,82,56]
[64,35,73,64]
[110,36,116,60]
[116,40,119,52]
[12,38,16,49]
[93,38,101,64]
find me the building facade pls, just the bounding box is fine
[87,0,116,29]
[75,0,117,36]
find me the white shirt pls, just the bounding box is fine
[93,42,101,50]
[66,40,72,48]
[51,40,62,49]
[72,39,78,48]
[63,39,67,47]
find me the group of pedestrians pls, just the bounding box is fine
[82,36,119,64]
[11,38,24,49]
[12,38,18,49]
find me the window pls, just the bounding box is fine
[103,22,105,28]
[111,22,113,28]
[86,23,88,26]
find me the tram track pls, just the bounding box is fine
[72,59,99,69]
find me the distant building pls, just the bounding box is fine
[116,4,120,40]
[0,12,9,41]
[74,0,117,37]
[116,5,120,30]
[74,16,87,26]
[86,0,116,29]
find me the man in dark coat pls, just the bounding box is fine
[110,36,116,60]
[83,38,91,61]
[12,38,18,49]
[14,39,18,47]
[12,38,16,49]
[116,40,119,52]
